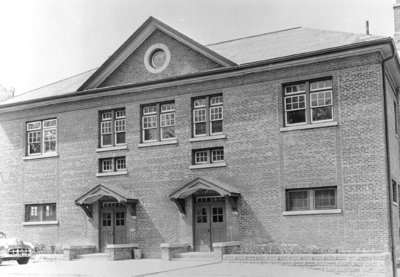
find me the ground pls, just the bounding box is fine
[0,259,354,277]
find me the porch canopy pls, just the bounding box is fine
[169,177,240,215]
[75,184,138,218]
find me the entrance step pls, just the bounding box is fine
[75,253,109,261]
[173,252,216,261]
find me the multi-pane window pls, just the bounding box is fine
[284,79,333,126]
[27,119,57,156]
[394,101,398,135]
[193,95,223,137]
[99,157,126,173]
[142,102,175,142]
[286,187,336,211]
[100,109,126,147]
[25,204,56,222]
[193,148,224,165]
[212,207,224,222]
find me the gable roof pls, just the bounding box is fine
[78,16,236,91]
[207,27,386,64]
[0,20,393,108]
[0,69,96,105]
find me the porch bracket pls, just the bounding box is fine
[225,195,239,213]
[77,204,93,219]
[124,200,138,216]
[171,198,186,215]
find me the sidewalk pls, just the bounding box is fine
[0,259,354,277]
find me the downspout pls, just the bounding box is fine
[382,49,397,277]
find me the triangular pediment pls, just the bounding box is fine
[170,177,240,199]
[75,184,137,205]
[78,17,236,91]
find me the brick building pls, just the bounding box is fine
[1,14,400,273]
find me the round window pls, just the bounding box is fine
[151,50,167,69]
[144,44,171,74]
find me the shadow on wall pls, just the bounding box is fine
[238,198,273,247]
[135,204,164,259]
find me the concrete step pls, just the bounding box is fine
[173,252,216,261]
[75,253,109,260]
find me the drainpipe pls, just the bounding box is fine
[382,48,397,277]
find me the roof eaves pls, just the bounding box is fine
[0,37,394,111]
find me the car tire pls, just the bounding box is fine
[17,257,29,265]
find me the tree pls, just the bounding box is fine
[0,85,15,102]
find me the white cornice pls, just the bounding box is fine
[0,44,392,114]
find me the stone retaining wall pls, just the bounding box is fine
[223,253,392,277]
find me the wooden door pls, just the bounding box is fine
[210,204,226,244]
[100,209,113,252]
[194,202,226,252]
[114,208,127,244]
[195,206,211,252]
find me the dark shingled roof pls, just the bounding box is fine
[0,27,387,106]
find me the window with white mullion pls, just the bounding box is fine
[141,103,175,142]
[114,119,126,145]
[193,108,207,136]
[28,131,42,155]
[160,112,175,140]
[195,150,209,164]
[100,109,125,148]
[143,114,158,142]
[116,158,126,171]
[310,90,333,123]
[27,119,57,156]
[101,120,112,147]
[210,106,223,134]
[102,159,113,172]
[284,94,306,125]
[211,149,224,162]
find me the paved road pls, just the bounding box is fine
[0,259,353,277]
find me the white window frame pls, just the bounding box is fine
[27,119,57,156]
[284,79,333,127]
[102,159,113,172]
[100,109,126,148]
[116,157,126,171]
[286,187,337,211]
[194,150,209,164]
[142,102,175,142]
[193,95,223,137]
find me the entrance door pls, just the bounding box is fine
[100,205,127,252]
[194,200,226,252]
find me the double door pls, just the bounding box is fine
[100,207,127,252]
[194,203,226,252]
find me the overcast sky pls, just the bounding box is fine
[0,0,397,94]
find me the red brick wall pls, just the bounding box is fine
[99,29,222,87]
[0,51,396,258]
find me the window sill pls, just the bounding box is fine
[138,139,178,148]
[96,145,128,152]
[393,202,399,206]
[189,162,227,169]
[23,153,59,161]
[280,121,338,132]
[96,171,128,177]
[22,221,59,226]
[189,134,226,142]
[282,209,342,216]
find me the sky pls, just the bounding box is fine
[0,0,397,94]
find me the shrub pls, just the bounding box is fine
[231,242,339,255]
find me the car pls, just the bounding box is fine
[0,232,31,265]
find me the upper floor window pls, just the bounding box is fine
[393,180,398,204]
[27,119,57,156]
[25,203,56,222]
[100,109,126,147]
[142,102,175,142]
[99,157,126,173]
[193,147,224,165]
[286,187,337,211]
[284,79,333,126]
[192,95,223,137]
